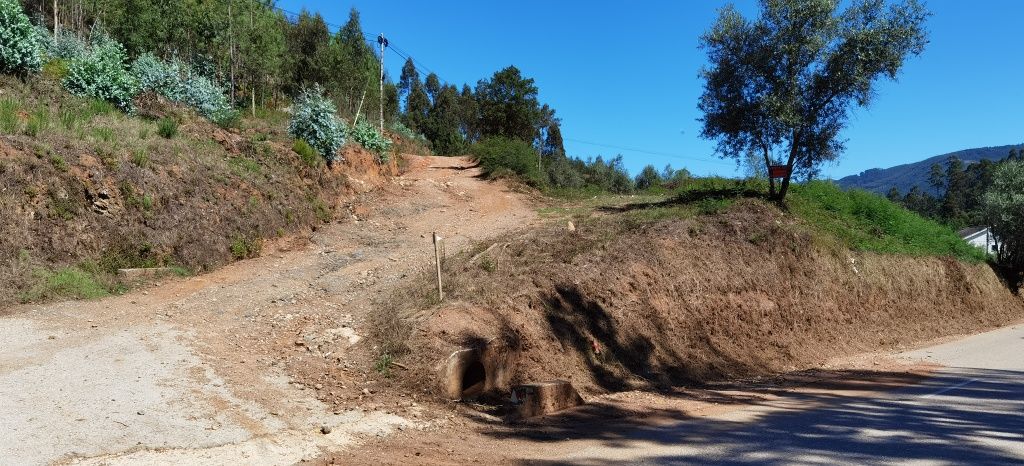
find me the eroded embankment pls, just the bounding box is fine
[395,199,1024,397]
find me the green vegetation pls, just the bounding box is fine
[288,86,346,165]
[472,137,543,185]
[698,0,929,200]
[0,0,42,75]
[292,139,320,168]
[230,235,261,260]
[787,182,984,261]
[20,266,110,302]
[984,160,1024,279]
[348,121,393,162]
[157,117,177,139]
[62,28,139,113]
[0,97,20,133]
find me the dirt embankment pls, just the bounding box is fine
[0,76,397,306]
[398,199,1024,397]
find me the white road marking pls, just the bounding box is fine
[921,378,978,399]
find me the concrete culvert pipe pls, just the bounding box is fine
[441,342,516,400]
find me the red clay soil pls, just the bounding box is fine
[396,199,1024,397]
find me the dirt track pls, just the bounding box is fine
[0,155,537,465]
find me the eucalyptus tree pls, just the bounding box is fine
[698,0,929,200]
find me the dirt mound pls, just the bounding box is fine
[396,199,1024,396]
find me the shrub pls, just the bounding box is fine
[63,28,138,113]
[36,28,86,61]
[471,136,543,186]
[0,0,42,75]
[288,86,346,164]
[132,54,236,124]
[157,117,177,138]
[348,121,393,162]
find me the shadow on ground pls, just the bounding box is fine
[489,367,1024,465]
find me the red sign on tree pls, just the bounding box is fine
[768,165,790,179]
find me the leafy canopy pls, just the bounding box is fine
[699,0,929,200]
[984,161,1024,271]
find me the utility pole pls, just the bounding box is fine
[377,33,388,134]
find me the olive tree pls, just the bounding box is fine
[698,0,929,200]
[985,161,1024,278]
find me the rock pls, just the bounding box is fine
[567,221,576,232]
[320,425,332,434]
[137,410,145,415]
[362,388,372,396]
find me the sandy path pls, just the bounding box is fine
[0,155,537,465]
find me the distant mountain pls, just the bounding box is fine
[835,144,1024,195]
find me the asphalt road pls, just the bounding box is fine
[539,324,1024,465]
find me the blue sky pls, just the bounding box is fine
[278,0,1024,179]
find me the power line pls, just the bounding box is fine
[564,138,735,167]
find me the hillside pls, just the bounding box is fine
[381,182,1022,398]
[836,144,1023,194]
[0,74,398,307]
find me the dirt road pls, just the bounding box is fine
[0,156,537,465]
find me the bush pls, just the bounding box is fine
[36,27,86,61]
[157,117,177,138]
[132,54,236,124]
[471,136,544,186]
[288,86,346,164]
[0,0,42,75]
[63,28,138,113]
[349,121,393,162]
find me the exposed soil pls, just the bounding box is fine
[393,198,1024,398]
[0,154,538,464]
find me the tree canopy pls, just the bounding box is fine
[698,0,929,200]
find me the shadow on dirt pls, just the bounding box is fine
[428,163,480,171]
[493,367,1024,465]
[541,284,756,391]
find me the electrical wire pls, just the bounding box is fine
[564,138,735,166]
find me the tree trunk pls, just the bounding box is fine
[776,131,800,201]
[762,144,776,197]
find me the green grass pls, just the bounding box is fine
[788,181,986,262]
[157,117,178,139]
[21,267,110,303]
[228,156,261,176]
[0,98,19,134]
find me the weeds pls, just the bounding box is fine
[58,107,79,131]
[49,154,68,171]
[24,108,50,136]
[228,157,261,176]
[20,267,109,303]
[230,235,262,259]
[292,139,320,168]
[374,352,394,377]
[91,126,114,143]
[157,117,177,139]
[0,98,19,134]
[131,149,150,168]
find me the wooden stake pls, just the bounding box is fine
[433,232,444,301]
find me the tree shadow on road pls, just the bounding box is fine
[490,367,1024,465]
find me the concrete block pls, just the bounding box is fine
[511,380,583,418]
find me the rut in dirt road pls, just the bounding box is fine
[0,155,537,465]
